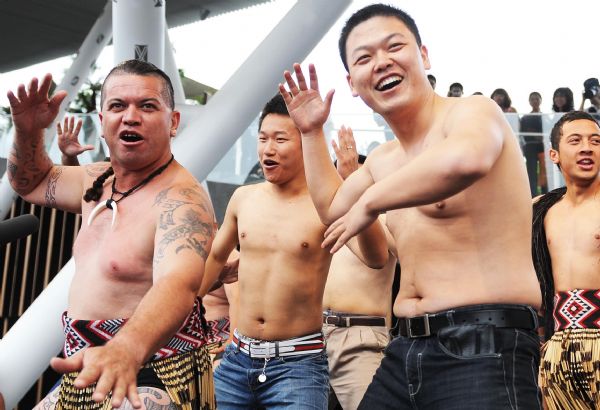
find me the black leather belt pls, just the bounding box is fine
[398,305,537,338]
[323,313,386,327]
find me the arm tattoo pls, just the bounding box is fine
[154,187,208,229]
[153,186,214,266]
[44,167,63,208]
[155,208,213,264]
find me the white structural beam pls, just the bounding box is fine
[173,0,352,181]
[0,261,73,409]
[164,28,186,106]
[113,0,165,68]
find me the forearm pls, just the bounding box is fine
[301,129,345,222]
[362,145,485,214]
[198,252,228,297]
[109,276,198,365]
[355,220,389,269]
[8,130,54,195]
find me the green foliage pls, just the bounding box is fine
[68,81,102,113]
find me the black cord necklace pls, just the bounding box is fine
[87,154,175,227]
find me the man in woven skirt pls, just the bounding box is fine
[9,59,216,409]
[533,111,600,409]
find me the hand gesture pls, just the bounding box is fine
[7,74,67,136]
[279,63,334,134]
[57,116,94,159]
[51,341,143,408]
[321,199,379,253]
[332,126,359,180]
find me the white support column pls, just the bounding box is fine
[164,28,186,106]
[172,0,351,181]
[113,0,165,68]
[46,0,113,148]
[0,261,74,409]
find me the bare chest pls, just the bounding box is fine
[546,204,600,258]
[74,198,157,279]
[236,197,327,258]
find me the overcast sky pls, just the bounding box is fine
[1,0,599,115]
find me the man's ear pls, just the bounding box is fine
[549,148,560,165]
[170,110,181,137]
[420,44,431,70]
[347,73,359,98]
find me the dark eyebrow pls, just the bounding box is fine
[350,33,407,57]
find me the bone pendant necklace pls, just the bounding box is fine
[87,155,174,228]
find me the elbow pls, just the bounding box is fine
[364,250,389,270]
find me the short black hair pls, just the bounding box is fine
[529,91,541,99]
[258,93,289,131]
[427,74,436,82]
[338,4,422,72]
[101,59,175,110]
[449,82,463,91]
[550,110,597,151]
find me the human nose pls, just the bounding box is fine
[373,50,393,72]
[122,105,141,125]
[263,139,276,155]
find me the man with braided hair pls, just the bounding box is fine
[534,111,600,409]
[8,59,216,409]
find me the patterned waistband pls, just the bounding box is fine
[206,317,231,347]
[553,289,600,331]
[232,329,325,359]
[62,297,207,361]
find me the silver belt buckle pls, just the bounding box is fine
[249,341,271,358]
[407,313,431,338]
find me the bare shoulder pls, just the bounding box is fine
[84,161,112,178]
[443,95,507,139]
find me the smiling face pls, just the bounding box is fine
[257,113,304,186]
[345,15,431,116]
[99,74,179,171]
[550,119,600,184]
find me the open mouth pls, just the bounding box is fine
[577,158,594,167]
[120,132,143,143]
[263,159,278,167]
[376,75,403,92]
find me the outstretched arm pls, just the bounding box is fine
[323,97,506,250]
[198,189,242,297]
[280,64,370,224]
[7,75,86,213]
[51,182,216,408]
[333,126,388,268]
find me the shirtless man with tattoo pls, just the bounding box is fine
[8,59,216,409]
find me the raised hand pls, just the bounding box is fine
[332,125,359,180]
[279,63,334,134]
[57,116,94,160]
[50,341,143,409]
[7,74,67,137]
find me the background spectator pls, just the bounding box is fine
[520,91,547,196]
[427,74,436,90]
[491,88,517,113]
[552,87,574,112]
[447,82,463,97]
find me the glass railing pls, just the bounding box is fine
[0,110,572,197]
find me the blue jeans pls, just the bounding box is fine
[359,324,541,409]
[214,343,329,409]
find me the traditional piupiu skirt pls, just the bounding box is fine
[55,297,215,410]
[540,289,600,410]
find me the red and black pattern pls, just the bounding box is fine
[206,317,230,347]
[62,297,208,361]
[553,289,600,331]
